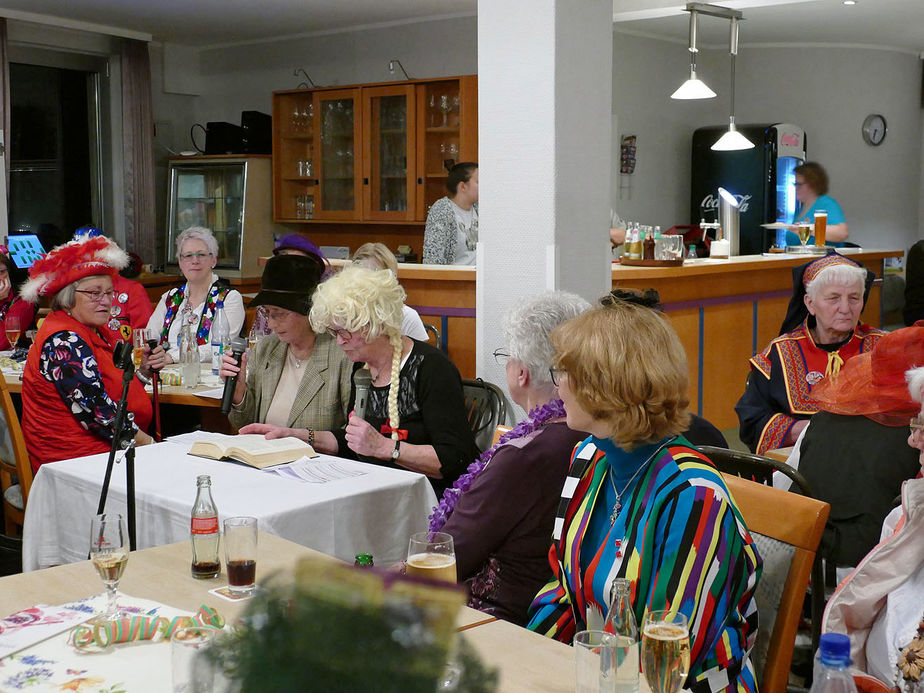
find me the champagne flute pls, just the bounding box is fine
[439,95,451,128]
[405,531,456,583]
[641,610,690,693]
[5,315,20,350]
[89,513,129,623]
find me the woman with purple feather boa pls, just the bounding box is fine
[429,291,590,625]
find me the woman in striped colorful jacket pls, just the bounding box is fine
[527,295,763,693]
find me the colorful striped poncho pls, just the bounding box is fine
[527,436,762,693]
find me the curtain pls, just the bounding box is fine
[0,19,10,238]
[120,39,156,263]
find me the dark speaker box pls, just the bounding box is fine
[205,121,244,155]
[241,110,272,154]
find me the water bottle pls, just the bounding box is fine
[210,301,230,376]
[190,475,221,579]
[604,578,640,693]
[179,319,199,388]
[810,633,857,693]
[686,244,698,259]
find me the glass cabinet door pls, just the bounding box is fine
[363,84,416,221]
[316,88,362,220]
[167,160,245,269]
[273,91,316,221]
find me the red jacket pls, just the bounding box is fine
[23,310,152,472]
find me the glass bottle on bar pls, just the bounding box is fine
[604,578,640,693]
[190,475,221,579]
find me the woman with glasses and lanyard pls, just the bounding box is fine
[145,227,244,367]
[20,235,153,473]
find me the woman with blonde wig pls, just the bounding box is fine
[273,265,478,494]
[527,295,762,693]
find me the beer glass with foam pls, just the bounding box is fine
[405,531,456,583]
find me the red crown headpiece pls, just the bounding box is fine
[20,236,128,303]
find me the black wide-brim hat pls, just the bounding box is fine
[249,254,324,315]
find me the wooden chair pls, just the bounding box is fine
[460,378,507,453]
[699,444,827,656]
[490,425,512,447]
[722,474,829,693]
[0,371,33,535]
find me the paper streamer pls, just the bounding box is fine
[70,605,225,652]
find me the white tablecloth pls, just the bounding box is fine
[22,441,437,571]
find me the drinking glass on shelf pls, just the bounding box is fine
[405,531,456,583]
[5,315,20,350]
[439,95,451,127]
[291,105,301,132]
[641,610,690,693]
[89,513,129,623]
[448,143,459,160]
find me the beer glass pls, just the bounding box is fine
[405,531,456,583]
[813,211,828,247]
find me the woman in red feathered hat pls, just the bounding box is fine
[20,236,153,473]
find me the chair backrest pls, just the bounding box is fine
[697,445,815,497]
[491,425,512,447]
[722,474,830,693]
[422,322,441,350]
[460,378,507,452]
[0,371,32,507]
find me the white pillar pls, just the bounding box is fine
[476,0,613,413]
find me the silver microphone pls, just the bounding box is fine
[353,368,373,420]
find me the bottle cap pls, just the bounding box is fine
[818,632,851,665]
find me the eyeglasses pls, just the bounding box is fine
[75,289,114,303]
[493,348,510,365]
[178,252,212,262]
[549,367,567,386]
[910,416,924,437]
[795,181,808,188]
[326,327,354,341]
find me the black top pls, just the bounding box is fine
[798,412,920,566]
[334,339,479,496]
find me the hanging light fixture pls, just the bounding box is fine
[671,8,716,100]
[711,15,755,150]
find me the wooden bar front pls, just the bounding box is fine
[612,250,902,429]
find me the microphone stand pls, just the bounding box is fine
[95,342,139,551]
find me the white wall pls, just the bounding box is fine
[610,30,923,251]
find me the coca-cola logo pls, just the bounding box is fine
[781,132,801,147]
[701,193,752,214]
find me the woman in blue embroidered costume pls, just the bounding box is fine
[735,252,884,454]
[527,295,762,693]
[145,227,245,366]
[430,291,590,625]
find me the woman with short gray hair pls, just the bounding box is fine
[146,226,244,365]
[429,290,590,625]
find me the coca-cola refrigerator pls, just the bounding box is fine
[690,123,806,255]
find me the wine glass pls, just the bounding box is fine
[796,222,812,249]
[439,95,451,127]
[641,610,690,693]
[89,513,129,623]
[5,315,20,350]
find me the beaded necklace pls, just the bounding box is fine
[428,398,566,533]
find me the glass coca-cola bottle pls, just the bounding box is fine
[190,475,221,579]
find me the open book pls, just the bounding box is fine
[189,433,318,469]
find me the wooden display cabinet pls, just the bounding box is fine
[272,75,477,225]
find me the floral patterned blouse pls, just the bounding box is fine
[39,331,137,441]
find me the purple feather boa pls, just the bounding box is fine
[428,398,567,533]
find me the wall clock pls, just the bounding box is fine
[861,114,887,146]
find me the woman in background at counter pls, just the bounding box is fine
[785,162,848,246]
[735,252,883,454]
[145,226,244,365]
[422,162,478,265]
[352,242,428,341]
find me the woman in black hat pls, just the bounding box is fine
[219,253,351,434]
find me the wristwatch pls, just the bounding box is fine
[391,439,401,461]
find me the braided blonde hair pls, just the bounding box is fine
[310,265,407,440]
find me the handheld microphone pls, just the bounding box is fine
[220,337,248,415]
[113,341,134,372]
[146,338,160,372]
[353,368,373,421]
